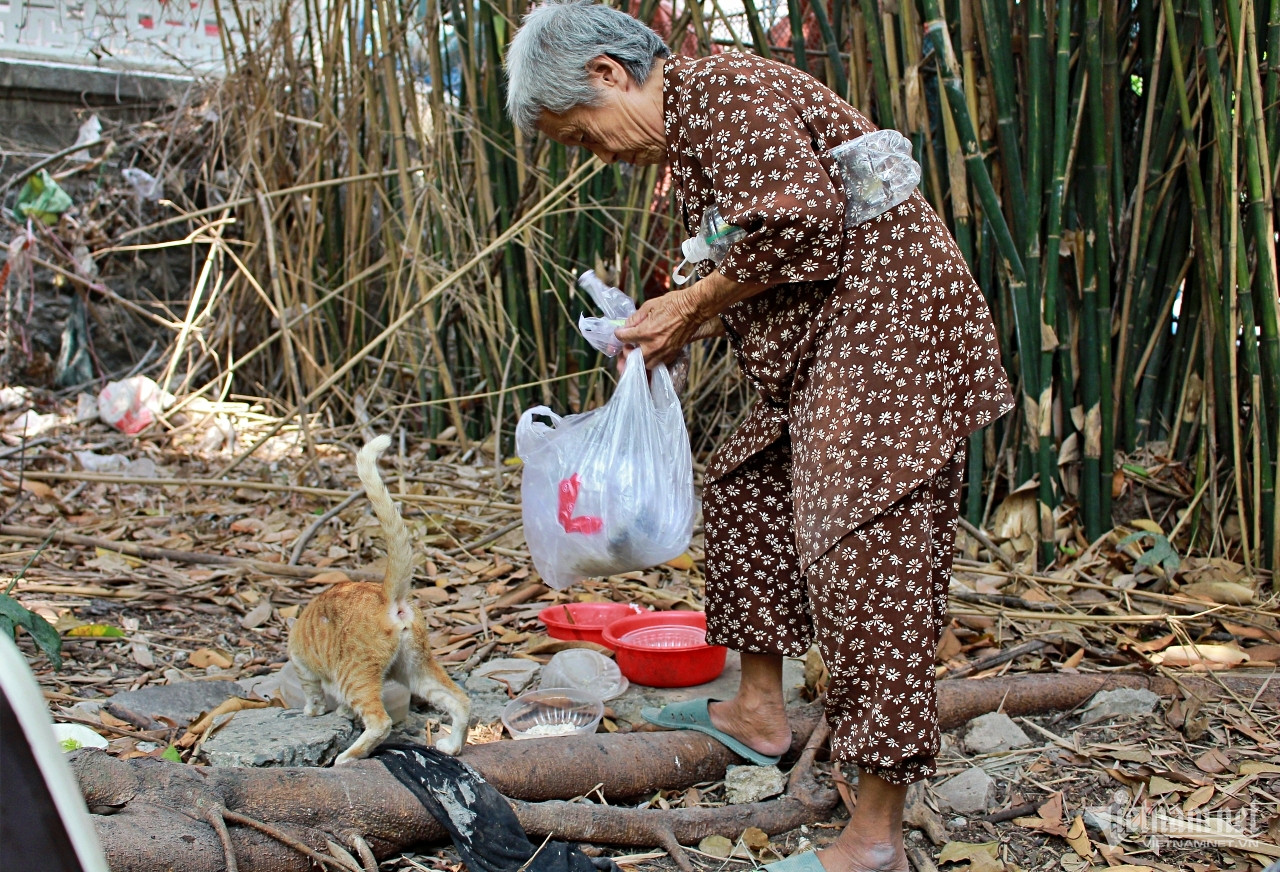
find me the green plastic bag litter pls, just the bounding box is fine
[13,170,73,225]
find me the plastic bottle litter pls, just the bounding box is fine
[576,270,636,357]
[828,129,921,226]
[97,376,174,435]
[540,648,628,700]
[672,205,746,285]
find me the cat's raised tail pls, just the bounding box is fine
[356,435,415,613]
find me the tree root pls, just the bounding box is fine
[72,673,1279,872]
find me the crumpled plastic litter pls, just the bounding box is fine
[828,129,922,226]
[120,167,164,202]
[97,376,174,435]
[69,115,102,162]
[576,270,635,357]
[73,451,158,479]
[12,171,73,225]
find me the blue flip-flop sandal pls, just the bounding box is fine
[761,853,825,872]
[640,698,782,766]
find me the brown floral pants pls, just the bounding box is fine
[703,438,965,785]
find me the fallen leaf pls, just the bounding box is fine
[1129,632,1176,654]
[178,696,279,748]
[278,604,300,620]
[1066,814,1094,857]
[1194,749,1232,774]
[188,648,233,669]
[1239,761,1280,776]
[697,835,732,858]
[938,841,1003,872]
[1182,784,1214,811]
[239,599,273,629]
[741,827,771,853]
[663,553,695,571]
[308,570,351,585]
[1153,644,1250,669]
[66,624,127,638]
[1245,643,1280,663]
[1180,580,1256,605]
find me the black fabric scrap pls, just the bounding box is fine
[376,743,619,872]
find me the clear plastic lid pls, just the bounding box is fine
[539,648,629,700]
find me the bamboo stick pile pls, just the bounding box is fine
[190,0,1277,573]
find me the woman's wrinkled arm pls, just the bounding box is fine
[613,271,768,366]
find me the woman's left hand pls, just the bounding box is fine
[614,287,705,368]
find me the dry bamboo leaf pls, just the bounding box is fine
[1129,632,1176,654]
[188,647,233,669]
[1153,644,1250,669]
[179,696,279,748]
[1065,815,1093,857]
[308,570,353,585]
[239,599,273,629]
[938,841,1003,872]
[1147,776,1182,797]
[1180,581,1257,605]
[1239,761,1280,776]
[1182,784,1214,811]
[1193,749,1232,774]
[1244,644,1280,663]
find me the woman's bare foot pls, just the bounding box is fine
[708,697,791,757]
[708,652,791,757]
[814,772,910,872]
[816,840,908,872]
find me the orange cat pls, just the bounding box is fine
[287,435,471,764]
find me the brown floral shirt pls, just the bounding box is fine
[662,53,1014,571]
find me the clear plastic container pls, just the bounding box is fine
[501,687,604,740]
[540,648,629,700]
[828,129,921,226]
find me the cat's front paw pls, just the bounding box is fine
[303,703,325,717]
[435,730,465,756]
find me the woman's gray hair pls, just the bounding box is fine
[505,0,670,134]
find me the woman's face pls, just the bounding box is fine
[536,56,667,166]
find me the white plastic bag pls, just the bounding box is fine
[97,375,174,434]
[517,348,694,589]
[576,270,635,357]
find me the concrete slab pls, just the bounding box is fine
[607,651,808,727]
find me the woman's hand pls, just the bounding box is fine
[614,287,705,368]
[614,272,766,368]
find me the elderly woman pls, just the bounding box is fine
[505,4,1013,871]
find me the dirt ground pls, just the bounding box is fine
[3,393,1280,872]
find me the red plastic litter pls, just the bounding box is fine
[603,611,726,688]
[557,474,603,535]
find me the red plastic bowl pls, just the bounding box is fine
[602,611,727,688]
[538,603,645,648]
